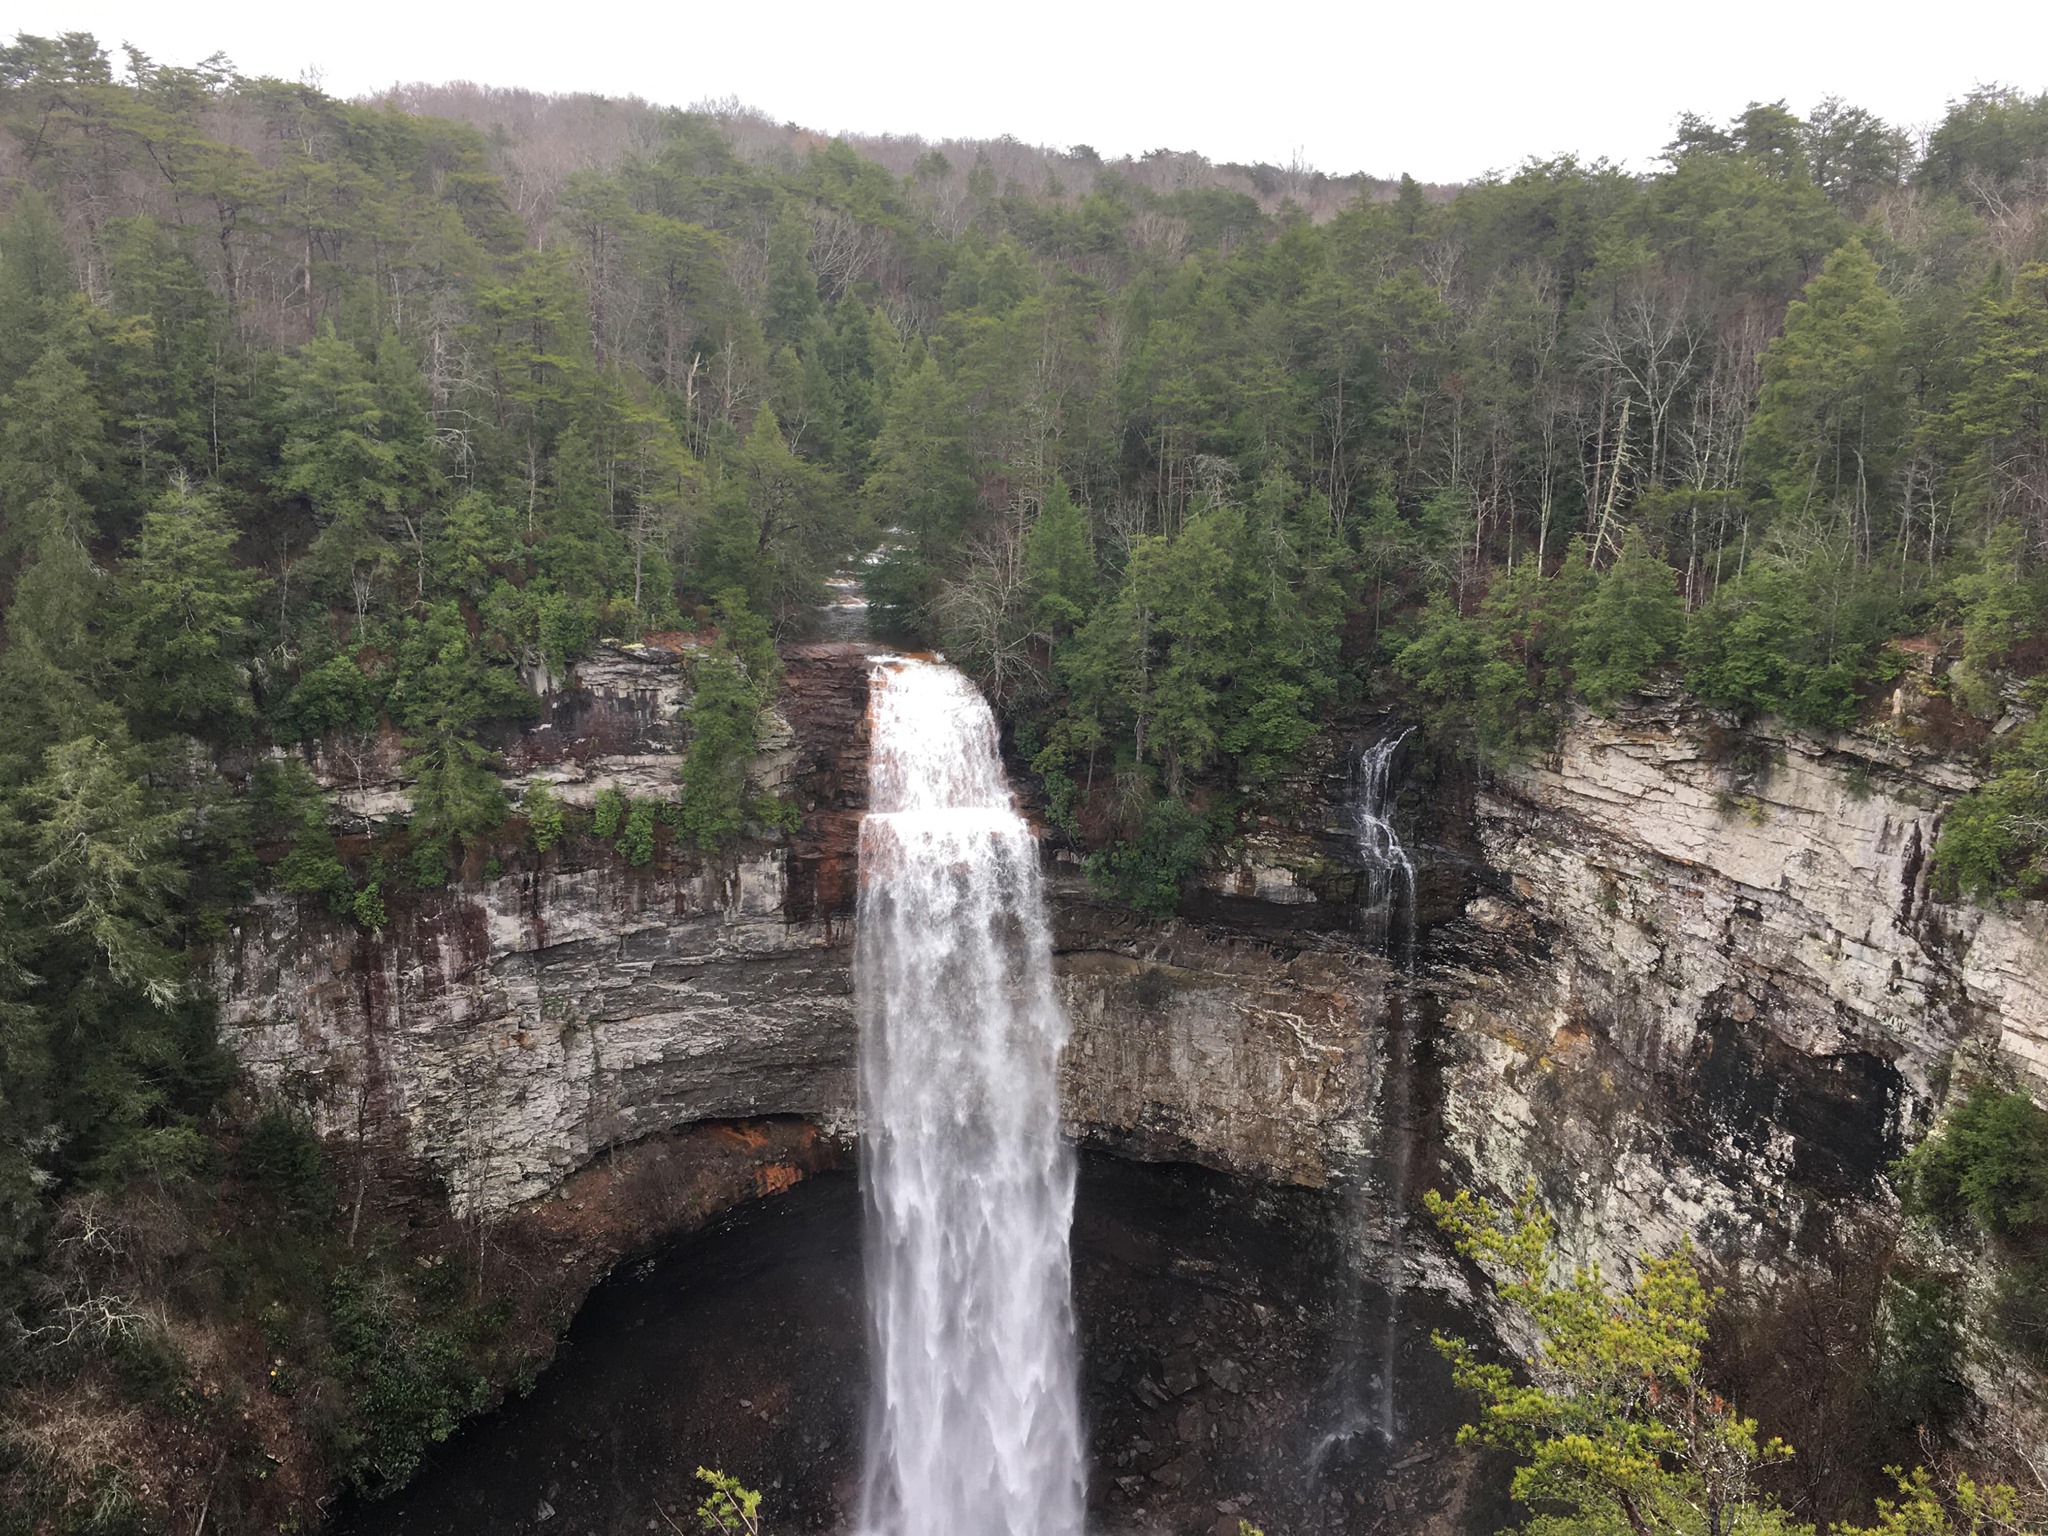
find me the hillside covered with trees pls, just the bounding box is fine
[2,28,2048,1531]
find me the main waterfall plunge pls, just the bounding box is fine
[322,664,1510,1536]
[855,658,1085,1536]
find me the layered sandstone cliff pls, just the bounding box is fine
[219,643,2048,1254]
[1429,688,2047,1273]
[217,642,1393,1217]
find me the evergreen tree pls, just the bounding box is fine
[1747,242,1906,516]
[1022,481,1098,639]
[0,189,75,389]
[0,345,112,765]
[678,594,782,848]
[1575,528,1684,710]
[107,475,262,735]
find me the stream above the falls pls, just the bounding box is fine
[329,1153,1511,1536]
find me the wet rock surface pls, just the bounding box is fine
[1430,689,2048,1274]
[330,1156,1511,1536]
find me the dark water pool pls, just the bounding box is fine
[330,1154,1510,1536]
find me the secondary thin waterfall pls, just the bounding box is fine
[1353,730,1416,973]
[1356,729,1417,1444]
[855,657,1085,1536]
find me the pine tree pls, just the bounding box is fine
[1023,481,1098,639]
[1747,241,1905,515]
[0,346,113,766]
[108,475,262,735]
[1575,528,1684,709]
[0,190,75,390]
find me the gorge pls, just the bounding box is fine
[217,628,2048,1534]
[4,52,2048,1536]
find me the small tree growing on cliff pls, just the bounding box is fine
[1427,1183,1798,1536]
[1428,1185,2037,1536]
[659,1469,762,1535]
[522,780,565,852]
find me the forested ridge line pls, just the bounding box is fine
[2,28,2048,1531]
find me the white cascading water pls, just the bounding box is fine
[1311,729,1420,1473]
[1353,730,1416,974]
[1356,729,1418,1444]
[856,657,1085,1536]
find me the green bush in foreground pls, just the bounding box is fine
[1428,1183,2030,1536]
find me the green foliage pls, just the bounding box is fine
[105,476,261,735]
[1932,703,2048,901]
[1683,530,1902,730]
[24,730,188,1008]
[1084,796,1215,918]
[1427,1183,1797,1536]
[1042,475,1342,798]
[621,799,658,866]
[277,832,353,915]
[693,1467,765,1535]
[698,407,851,617]
[350,882,388,932]
[405,732,507,857]
[1898,1084,2048,1241]
[1920,88,2048,201]
[405,839,453,889]
[262,759,355,915]
[1872,1274,1968,1435]
[325,1265,494,1493]
[1023,480,1099,638]
[236,1107,334,1225]
[1576,529,1683,710]
[1947,523,2043,713]
[278,654,385,741]
[1899,1084,2048,1365]
[8,44,2048,1518]
[679,595,783,850]
[522,780,565,852]
[1396,550,1593,761]
[592,786,626,839]
[1833,1467,2024,1536]
[1431,1186,2034,1536]
[1747,242,1905,513]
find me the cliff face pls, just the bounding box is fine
[219,647,2048,1272]
[214,642,2048,1483]
[216,642,871,1214]
[216,856,858,1212]
[1053,878,1387,1185]
[1432,691,2048,1271]
[219,643,1391,1216]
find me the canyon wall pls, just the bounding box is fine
[215,639,2048,1469]
[216,643,1390,1216]
[1434,687,2048,1272]
[218,644,2047,1277]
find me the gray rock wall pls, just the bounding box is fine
[221,650,2048,1284]
[1432,692,2047,1272]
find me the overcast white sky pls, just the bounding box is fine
[10,0,2048,182]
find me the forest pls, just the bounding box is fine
[2,27,2048,1532]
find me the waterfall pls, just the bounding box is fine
[855,657,1085,1536]
[1356,729,1417,1445]
[1352,729,1416,972]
